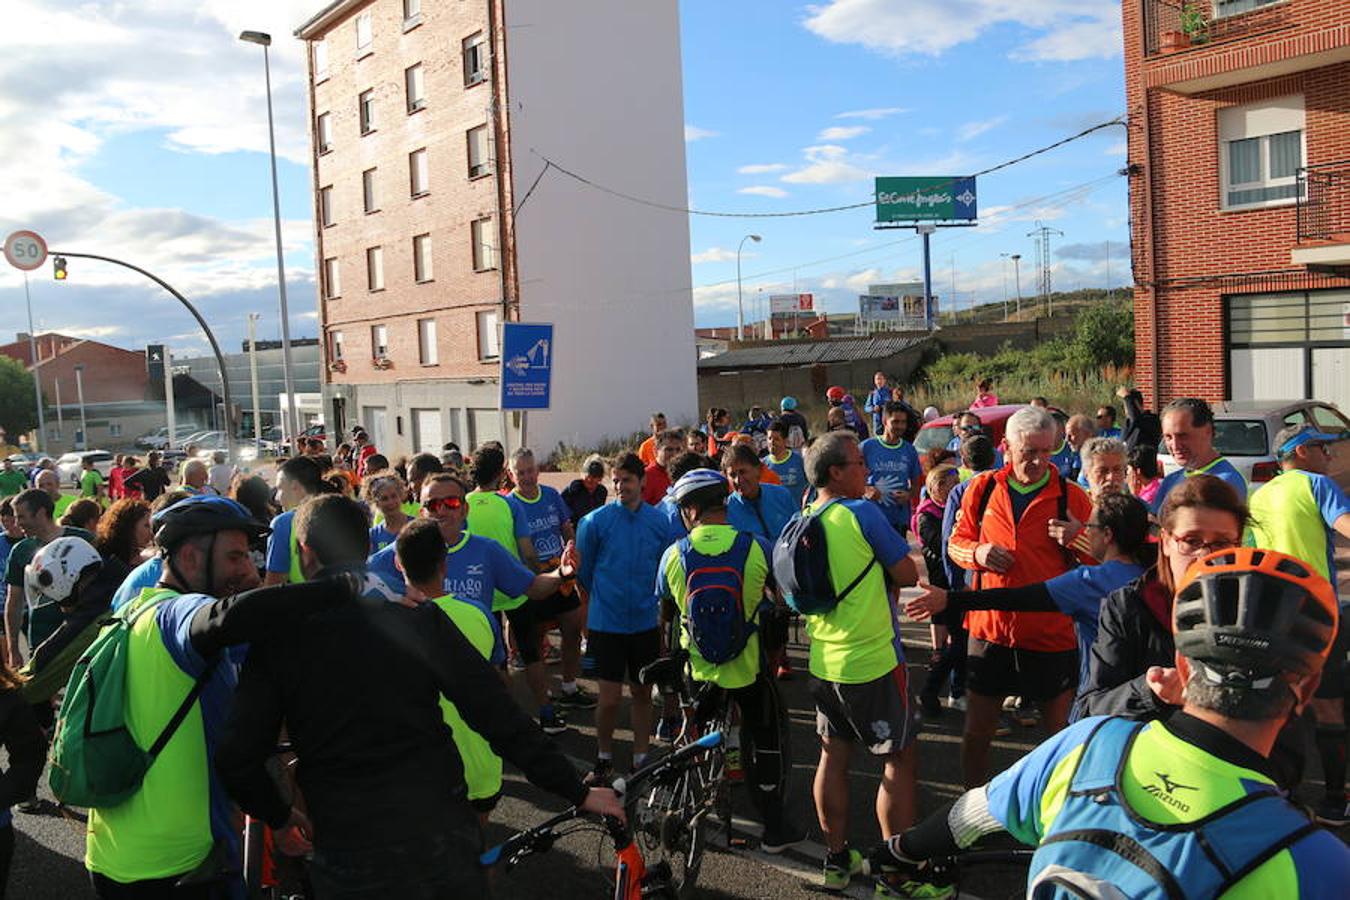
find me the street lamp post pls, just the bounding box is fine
[735,234,762,341]
[999,253,1011,322]
[240,30,300,449]
[1010,254,1023,320]
[74,364,88,451]
[248,313,263,455]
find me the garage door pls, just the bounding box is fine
[1227,289,1350,410]
[468,408,501,447]
[412,409,443,454]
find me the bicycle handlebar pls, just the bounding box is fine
[479,729,725,869]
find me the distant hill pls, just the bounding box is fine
[937,287,1132,327]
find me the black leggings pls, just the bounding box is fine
[90,871,224,899]
[503,602,541,665]
[697,673,790,827]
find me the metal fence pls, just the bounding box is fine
[1143,0,1291,56]
[1297,162,1350,243]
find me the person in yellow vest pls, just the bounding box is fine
[263,456,327,586]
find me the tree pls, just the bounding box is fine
[1072,301,1134,369]
[0,355,39,444]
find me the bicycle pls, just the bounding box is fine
[866,845,1034,899]
[480,730,725,899]
[242,741,313,900]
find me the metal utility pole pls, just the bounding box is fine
[54,379,63,440]
[1104,240,1112,291]
[22,274,45,453]
[950,254,958,323]
[918,224,936,329]
[164,349,178,452]
[1027,222,1064,316]
[248,314,263,455]
[1011,254,1023,320]
[74,364,88,450]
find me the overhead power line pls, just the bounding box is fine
[528,117,1125,220]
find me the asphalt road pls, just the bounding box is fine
[8,585,1345,899]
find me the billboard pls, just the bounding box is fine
[860,293,934,329]
[875,176,978,223]
[769,293,814,317]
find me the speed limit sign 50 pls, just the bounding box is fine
[4,231,48,271]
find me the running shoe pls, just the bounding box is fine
[724,748,745,783]
[945,695,967,712]
[555,685,598,709]
[539,708,569,735]
[822,848,865,892]
[1314,796,1350,827]
[584,758,614,787]
[874,874,955,899]
[760,820,807,855]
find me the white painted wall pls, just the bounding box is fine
[505,0,698,455]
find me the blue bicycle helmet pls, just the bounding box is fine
[780,396,798,411]
[152,494,271,552]
[671,468,729,506]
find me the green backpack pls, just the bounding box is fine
[48,589,216,809]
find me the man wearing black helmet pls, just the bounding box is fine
[867,547,1350,899]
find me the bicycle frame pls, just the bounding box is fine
[480,731,724,899]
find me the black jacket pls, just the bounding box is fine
[0,687,46,808]
[1121,390,1162,454]
[214,590,588,850]
[1074,575,1173,722]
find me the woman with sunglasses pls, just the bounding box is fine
[366,472,413,554]
[1075,474,1246,724]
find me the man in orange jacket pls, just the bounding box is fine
[948,405,1094,788]
[636,412,667,467]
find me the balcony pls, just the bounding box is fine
[1145,0,1290,56]
[1292,162,1350,269]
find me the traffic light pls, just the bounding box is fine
[53,256,68,281]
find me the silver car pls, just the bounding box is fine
[56,450,115,487]
[1158,400,1350,494]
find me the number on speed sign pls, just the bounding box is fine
[4,231,48,271]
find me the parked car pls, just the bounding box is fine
[136,425,203,451]
[56,450,115,487]
[1157,400,1350,495]
[4,453,43,475]
[916,403,1068,457]
[279,423,327,455]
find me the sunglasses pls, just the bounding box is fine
[423,496,465,513]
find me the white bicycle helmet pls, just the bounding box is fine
[671,468,728,505]
[25,536,102,612]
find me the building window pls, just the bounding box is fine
[323,257,341,299]
[355,11,373,55]
[1219,95,1305,210]
[109,423,123,438]
[316,112,333,153]
[371,324,389,359]
[1215,0,1281,17]
[362,168,378,213]
[405,64,425,113]
[313,39,329,81]
[319,185,335,227]
[359,89,376,134]
[409,148,429,197]
[476,310,500,360]
[413,233,433,282]
[467,124,491,178]
[463,32,488,86]
[330,330,345,361]
[471,217,497,271]
[366,246,384,291]
[403,0,422,26]
[418,318,438,365]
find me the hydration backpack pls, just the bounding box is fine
[48,588,217,809]
[1027,717,1321,900]
[773,502,876,616]
[680,533,765,664]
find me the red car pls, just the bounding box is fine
[916,403,1068,457]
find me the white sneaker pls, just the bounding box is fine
[945,696,967,712]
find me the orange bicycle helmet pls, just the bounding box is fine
[1175,547,1338,687]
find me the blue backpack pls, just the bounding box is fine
[1027,717,1322,899]
[679,533,764,664]
[773,501,876,616]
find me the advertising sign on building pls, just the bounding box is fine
[860,293,935,330]
[500,322,553,410]
[875,176,978,223]
[769,293,815,317]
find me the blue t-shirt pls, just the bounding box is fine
[506,486,572,562]
[864,385,894,432]
[940,478,976,590]
[1050,442,1078,480]
[369,522,400,555]
[765,450,808,504]
[264,510,296,575]
[727,483,798,543]
[1042,560,1146,692]
[1099,426,1122,440]
[112,557,165,611]
[860,437,923,533]
[1151,456,1247,514]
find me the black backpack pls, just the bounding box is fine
[773,501,876,616]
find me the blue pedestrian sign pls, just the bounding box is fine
[500,322,553,410]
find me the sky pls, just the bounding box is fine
[1,0,1129,360]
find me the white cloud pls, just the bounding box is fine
[691,247,757,264]
[738,186,789,199]
[803,0,1121,61]
[836,107,909,121]
[957,115,1009,142]
[737,163,790,174]
[685,124,718,142]
[781,144,874,185]
[817,125,871,141]
[1104,140,1128,156]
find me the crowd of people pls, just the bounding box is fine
[0,372,1346,898]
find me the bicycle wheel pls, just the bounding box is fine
[632,760,710,898]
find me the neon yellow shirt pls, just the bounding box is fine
[431,594,503,802]
[466,491,526,612]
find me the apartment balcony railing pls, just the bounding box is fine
[1296,162,1350,243]
[1143,0,1292,56]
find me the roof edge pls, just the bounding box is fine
[294,0,365,39]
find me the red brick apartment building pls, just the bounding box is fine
[1123,0,1350,410]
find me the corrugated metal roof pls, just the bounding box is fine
[697,335,930,369]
